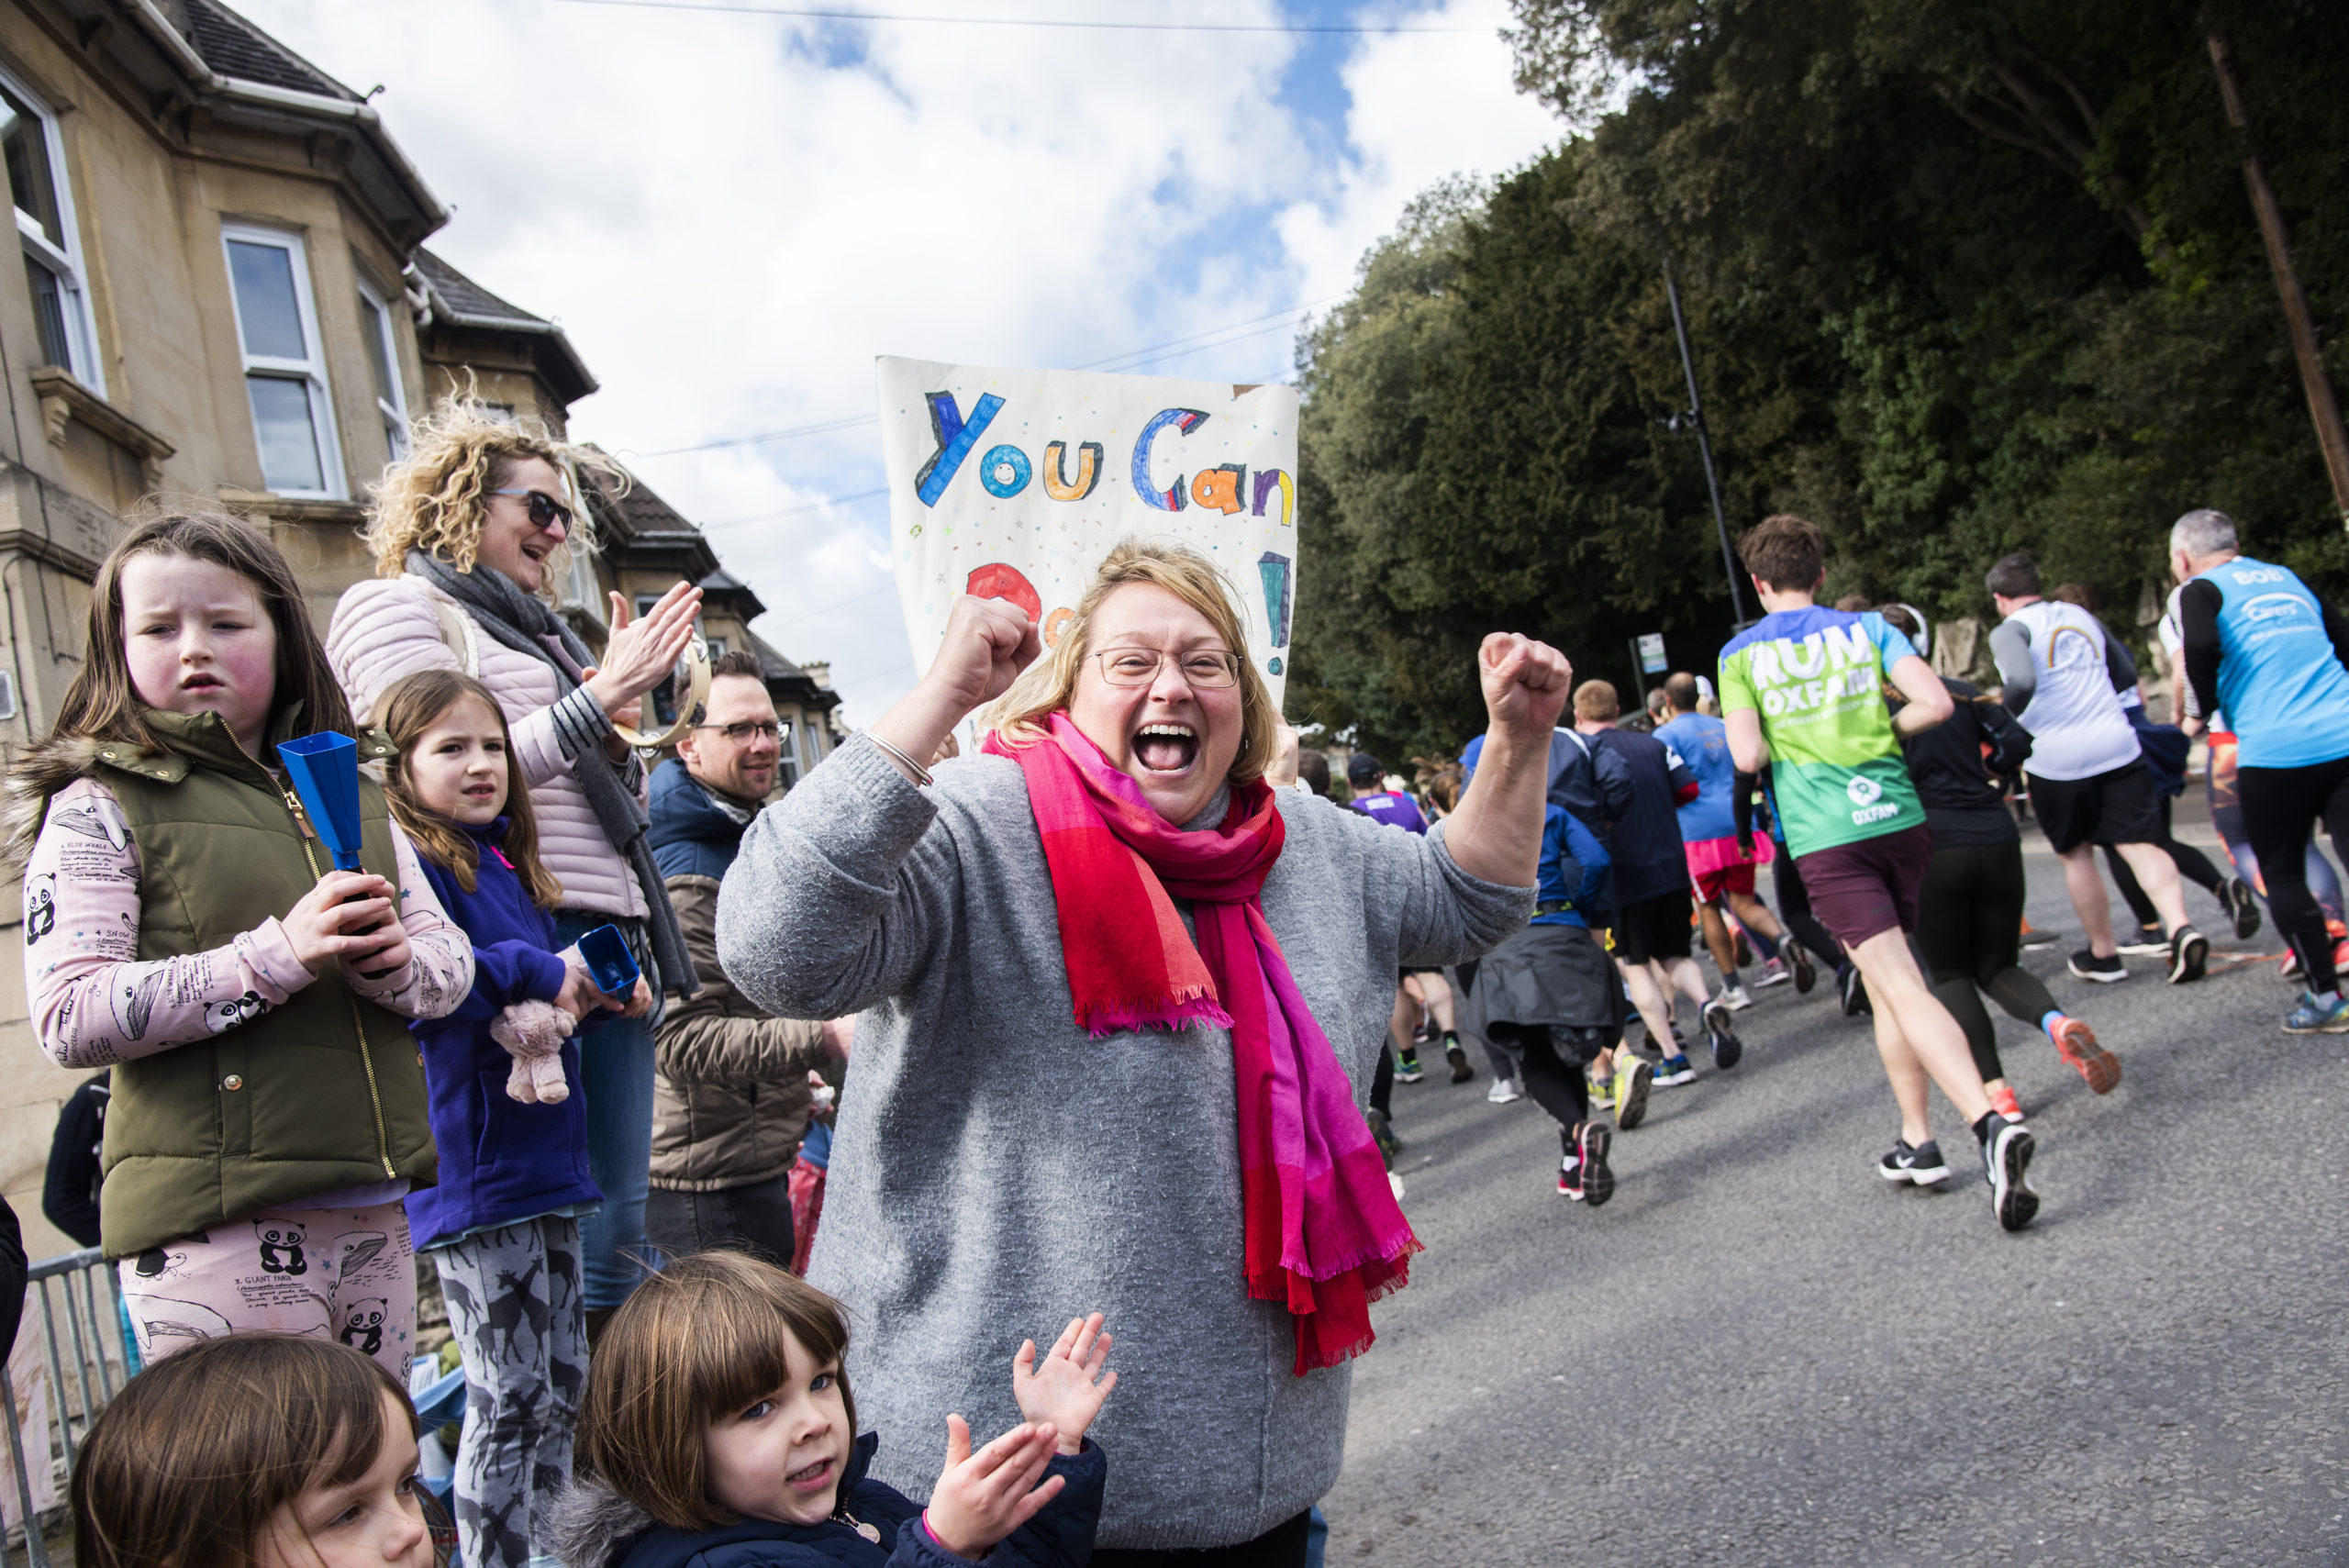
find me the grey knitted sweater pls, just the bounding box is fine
[716,742,1531,1550]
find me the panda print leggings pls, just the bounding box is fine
[430,1217,587,1568]
[115,1197,417,1379]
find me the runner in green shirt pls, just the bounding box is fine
[1720,514,2040,1230]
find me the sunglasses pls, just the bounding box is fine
[489,488,573,532]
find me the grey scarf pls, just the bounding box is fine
[407,549,696,997]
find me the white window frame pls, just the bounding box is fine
[774,719,802,788]
[220,223,345,499]
[355,276,409,461]
[0,65,101,394]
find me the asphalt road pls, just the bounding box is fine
[1322,799,2349,1566]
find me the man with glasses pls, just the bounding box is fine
[645,651,848,1265]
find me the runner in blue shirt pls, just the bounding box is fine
[1655,672,1811,1005]
[2171,507,2349,1032]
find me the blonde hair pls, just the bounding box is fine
[361,394,624,582]
[985,538,1278,785]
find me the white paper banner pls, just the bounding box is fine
[879,357,1301,709]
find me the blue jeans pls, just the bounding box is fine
[555,911,657,1309]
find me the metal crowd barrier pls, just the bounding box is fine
[0,1248,132,1568]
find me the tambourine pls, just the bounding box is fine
[607,638,712,751]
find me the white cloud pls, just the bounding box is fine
[235,0,1557,720]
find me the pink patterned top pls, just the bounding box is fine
[23,776,473,1069]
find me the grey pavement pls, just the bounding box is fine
[1324,799,2349,1566]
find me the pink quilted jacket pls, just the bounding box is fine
[327,574,649,920]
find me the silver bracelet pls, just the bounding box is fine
[863,730,934,786]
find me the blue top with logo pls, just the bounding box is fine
[2200,556,2349,769]
[1654,711,1737,842]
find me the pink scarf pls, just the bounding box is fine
[985,713,1419,1373]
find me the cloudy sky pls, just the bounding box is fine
[239,0,1562,722]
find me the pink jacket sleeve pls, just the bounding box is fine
[328,576,574,793]
[21,780,473,1070]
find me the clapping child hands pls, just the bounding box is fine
[1012,1313,1118,1456]
[921,1314,1116,1561]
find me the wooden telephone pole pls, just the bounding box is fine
[2207,32,2349,529]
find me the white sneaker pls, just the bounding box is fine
[1486,1075,1525,1105]
[1718,983,1754,1012]
[1387,1171,1407,1203]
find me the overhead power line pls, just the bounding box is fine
[545,0,1484,32]
[639,295,1330,460]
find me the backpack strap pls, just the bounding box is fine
[429,597,480,678]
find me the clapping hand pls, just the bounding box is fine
[1012,1313,1117,1456]
[921,1417,1064,1562]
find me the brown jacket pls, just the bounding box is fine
[651,874,833,1191]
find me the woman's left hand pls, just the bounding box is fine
[1478,632,1574,741]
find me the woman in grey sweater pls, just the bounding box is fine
[716,540,1568,1562]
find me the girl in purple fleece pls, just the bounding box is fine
[381,668,645,1568]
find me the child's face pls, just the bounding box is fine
[406,695,509,826]
[255,1392,431,1568]
[120,553,278,756]
[704,1328,852,1528]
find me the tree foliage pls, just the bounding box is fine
[1291,0,2349,759]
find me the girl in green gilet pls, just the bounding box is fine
[10,513,474,1376]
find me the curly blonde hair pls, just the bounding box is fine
[985,537,1279,785]
[362,395,625,583]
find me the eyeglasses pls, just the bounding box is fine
[1093,648,1241,689]
[489,488,573,533]
[693,720,783,742]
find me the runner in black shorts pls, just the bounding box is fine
[1575,681,1742,1088]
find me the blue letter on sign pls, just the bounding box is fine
[915,391,1005,507]
[978,444,1031,498]
[1130,407,1208,511]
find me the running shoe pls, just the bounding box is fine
[2067,949,2127,984]
[2020,919,2059,951]
[2050,1018,2121,1094]
[1878,1139,1950,1186]
[2282,991,2349,1034]
[1985,1120,2040,1231]
[1613,1057,1653,1130]
[1394,1051,1426,1084]
[2282,948,2305,983]
[2167,924,2210,984]
[2114,932,2169,957]
[1367,1108,1403,1166]
[1653,1053,1696,1087]
[1838,962,1870,1017]
[1446,1040,1475,1084]
[1560,1122,1614,1205]
[1718,983,1754,1012]
[1753,957,1793,990]
[1587,1071,1614,1112]
[1486,1074,1525,1105]
[2223,876,2264,940]
[1701,999,1743,1070]
[1987,1082,2025,1123]
[1388,1170,1407,1203]
[1789,945,1817,995]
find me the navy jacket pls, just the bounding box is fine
[404,818,600,1251]
[1462,729,1633,836]
[651,758,750,880]
[611,1433,1105,1568]
[1587,728,1697,906]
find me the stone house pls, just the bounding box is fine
[0,0,836,1257]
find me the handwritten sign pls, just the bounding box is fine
[879,357,1302,708]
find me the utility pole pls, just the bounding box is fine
[2207,32,2349,528]
[1662,258,1749,624]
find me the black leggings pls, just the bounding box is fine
[2105,795,2227,929]
[1913,840,2062,1084]
[1094,1510,1311,1568]
[1770,838,1845,964]
[2240,755,2349,994]
[1508,1025,1589,1151]
[1371,1044,1394,1118]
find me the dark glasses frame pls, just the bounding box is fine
[488,487,574,532]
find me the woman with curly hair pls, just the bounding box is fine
[328,398,701,1328]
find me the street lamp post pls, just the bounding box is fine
[1662,257,1748,627]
